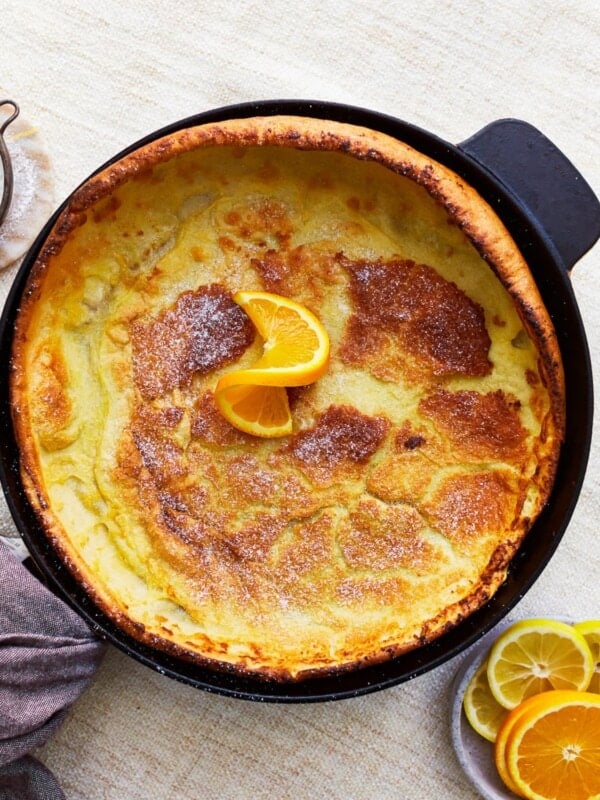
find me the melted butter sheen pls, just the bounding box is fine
[18,145,558,678]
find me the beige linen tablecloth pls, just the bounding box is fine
[1,2,599,797]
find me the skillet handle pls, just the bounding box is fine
[457,119,600,272]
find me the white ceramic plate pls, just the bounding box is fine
[450,618,519,800]
[449,615,574,800]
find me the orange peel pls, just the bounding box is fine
[215,291,330,437]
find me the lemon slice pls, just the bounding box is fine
[573,619,600,693]
[462,658,508,742]
[486,618,594,710]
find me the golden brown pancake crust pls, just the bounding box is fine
[10,117,564,680]
[131,285,255,400]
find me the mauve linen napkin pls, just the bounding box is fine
[0,540,106,799]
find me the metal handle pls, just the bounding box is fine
[458,118,600,272]
[0,99,20,227]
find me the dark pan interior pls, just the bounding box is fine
[0,101,593,701]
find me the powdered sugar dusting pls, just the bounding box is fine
[339,254,492,380]
[131,284,255,399]
[288,405,390,482]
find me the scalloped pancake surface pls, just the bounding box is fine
[11,117,564,680]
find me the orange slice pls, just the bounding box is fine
[214,292,330,437]
[494,698,535,796]
[503,690,600,800]
[216,291,330,389]
[486,618,594,709]
[214,384,292,438]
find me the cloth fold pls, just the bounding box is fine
[0,539,106,798]
[0,755,65,800]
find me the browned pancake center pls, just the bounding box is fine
[131,285,255,400]
[339,256,492,382]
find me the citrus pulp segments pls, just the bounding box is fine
[504,690,600,800]
[486,619,594,709]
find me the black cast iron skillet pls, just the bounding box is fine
[1,100,599,702]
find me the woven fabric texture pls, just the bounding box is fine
[0,1,598,797]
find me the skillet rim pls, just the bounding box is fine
[0,99,593,702]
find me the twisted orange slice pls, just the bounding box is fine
[217,291,330,389]
[214,384,292,438]
[215,292,330,437]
